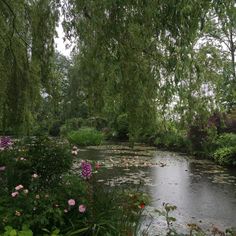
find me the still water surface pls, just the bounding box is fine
[76,144,236,232]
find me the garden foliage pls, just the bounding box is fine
[67,128,103,146]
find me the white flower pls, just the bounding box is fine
[32,173,38,178]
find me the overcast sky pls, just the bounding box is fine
[55,20,72,57]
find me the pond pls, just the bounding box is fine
[73,143,236,233]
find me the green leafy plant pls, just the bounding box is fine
[156,203,177,235]
[154,131,190,152]
[0,137,73,189]
[212,133,236,165]
[49,120,62,137]
[213,146,236,165]
[60,118,85,137]
[2,225,33,236]
[67,128,103,146]
[214,133,236,148]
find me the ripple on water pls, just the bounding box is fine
[73,144,236,231]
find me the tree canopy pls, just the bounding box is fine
[0,0,235,138]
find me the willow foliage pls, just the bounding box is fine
[0,0,60,134]
[62,0,212,139]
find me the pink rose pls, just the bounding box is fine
[79,204,86,213]
[11,191,19,197]
[68,199,76,206]
[0,166,6,171]
[15,185,24,191]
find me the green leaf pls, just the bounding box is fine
[9,230,17,236]
[66,227,89,236]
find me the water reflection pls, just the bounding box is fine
[151,153,236,230]
[77,145,236,231]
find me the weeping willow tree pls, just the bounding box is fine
[0,0,60,134]
[62,0,212,140]
[1,0,234,137]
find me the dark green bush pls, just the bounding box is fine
[83,116,108,130]
[67,127,103,146]
[212,133,236,165]
[213,146,236,165]
[214,133,236,148]
[154,131,190,151]
[49,120,62,137]
[0,137,73,190]
[114,113,129,140]
[27,137,73,187]
[60,118,84,136]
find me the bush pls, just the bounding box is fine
[214,133,236,148]
[114,113,129,140]
[212,133,236,165]
[67,128,103,146]
[154,131,190,151]
[213,146,236,165]
[0,136,73,190]
[60,118,84,137]
[26,137,73,187]
[83,116,108,130]
[0,138,84,234]
[48,120,62,137]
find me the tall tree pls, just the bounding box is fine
[0,0,60,134]
[62,0,211,140]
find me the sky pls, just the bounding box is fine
[55,20,72,57]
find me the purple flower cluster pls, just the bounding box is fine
[81,161,92,180]
[0,136,13,150]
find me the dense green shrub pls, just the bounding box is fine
[48,120,62,137]
[0,137,73,190]
[0,173,87,234]
[60,118,84,136]
[214,133,236,148]
[83,116,108,130]
[26,137,73,187]
[114,113,129,140]
[212,133,236,165]
[154,131,190,151]
[213,146,236,165]
[2,225,33,236]
[67,128,103,146]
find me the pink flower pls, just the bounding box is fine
[0,166,6,171]
[95,163,100,169]
[68,199,76,206]
[11,191,19,197]
[81,161,92,179]
[15,185,24,191]
[0,136,13,150]
[79,204,86,213]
